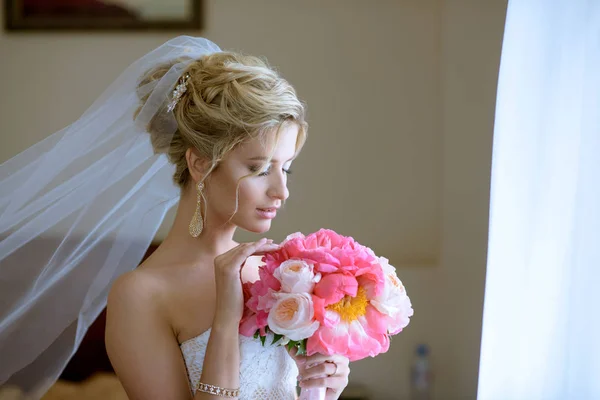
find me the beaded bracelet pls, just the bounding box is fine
[196,381,240,397]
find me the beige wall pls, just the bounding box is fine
[436,1,507,398]
[0,0,507,398]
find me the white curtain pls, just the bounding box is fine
[478,1,600,399]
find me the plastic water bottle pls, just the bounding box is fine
[410,344,433,400]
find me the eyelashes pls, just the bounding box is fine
[249,165,293,177]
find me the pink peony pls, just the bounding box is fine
[240,229,413,362]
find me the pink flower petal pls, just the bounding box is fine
[239,314,258,337]
[363,305,388,335]
[257,288,277,312]
[313,274,358,306]
[315,263,339,273]
[312,295,326,324]
[306,324,350,357]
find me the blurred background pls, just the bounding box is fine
[0,0,508,399]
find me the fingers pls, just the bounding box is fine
[215,239,280,274]
[302,353,349,367]
[298,375,348,390]
[288,346,299,358]
[253,243,281,255]
[288,346,308,365]
[299,361,338,380]
[222,239,279,268]
[230,239,271,262]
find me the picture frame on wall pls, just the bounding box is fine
[4,0,202,31]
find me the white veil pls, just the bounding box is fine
[0,36,221,398]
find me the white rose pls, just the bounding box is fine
[370,257,414,334]
[273,259,321,293]
[267,292,320,341]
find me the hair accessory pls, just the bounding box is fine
[167,73,191,112]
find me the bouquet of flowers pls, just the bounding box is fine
[239,229,414,399]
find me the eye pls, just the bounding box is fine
[249,165,270,176]
[249,164,293,177]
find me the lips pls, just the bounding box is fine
[256,207,278,219]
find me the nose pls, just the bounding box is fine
[267,172,289,202]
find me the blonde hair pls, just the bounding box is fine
[135,51,307,189]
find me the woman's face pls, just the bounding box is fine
[204,124,299,233]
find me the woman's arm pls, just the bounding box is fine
[198,315,240,396]
[105,272,192,399]
[105,272,241,400]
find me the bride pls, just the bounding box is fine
[0,37,349,399]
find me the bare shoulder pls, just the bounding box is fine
[105,263,181,346]
[105,267,172,355]
[108,268,164,310]
[105,268,191,399]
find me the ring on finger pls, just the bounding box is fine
[326,361,339,377]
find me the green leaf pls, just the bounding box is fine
[253,331,259,339]
[286,341,295,352]
[272,333,284,345]
[260,335,266,346]
[297,340,307,356]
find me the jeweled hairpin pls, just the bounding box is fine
[167,73,191,112]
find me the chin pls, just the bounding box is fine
[239,219,272,234]
[248,224,272,234]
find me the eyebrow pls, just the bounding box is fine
[248,156,295,163]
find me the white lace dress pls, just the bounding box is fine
[180,328,299,399]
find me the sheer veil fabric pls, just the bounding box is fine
[0,36,221,398]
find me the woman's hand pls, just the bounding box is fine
[288,347,350,400]
[213,238,279,327]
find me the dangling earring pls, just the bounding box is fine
[189,181,204,237]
